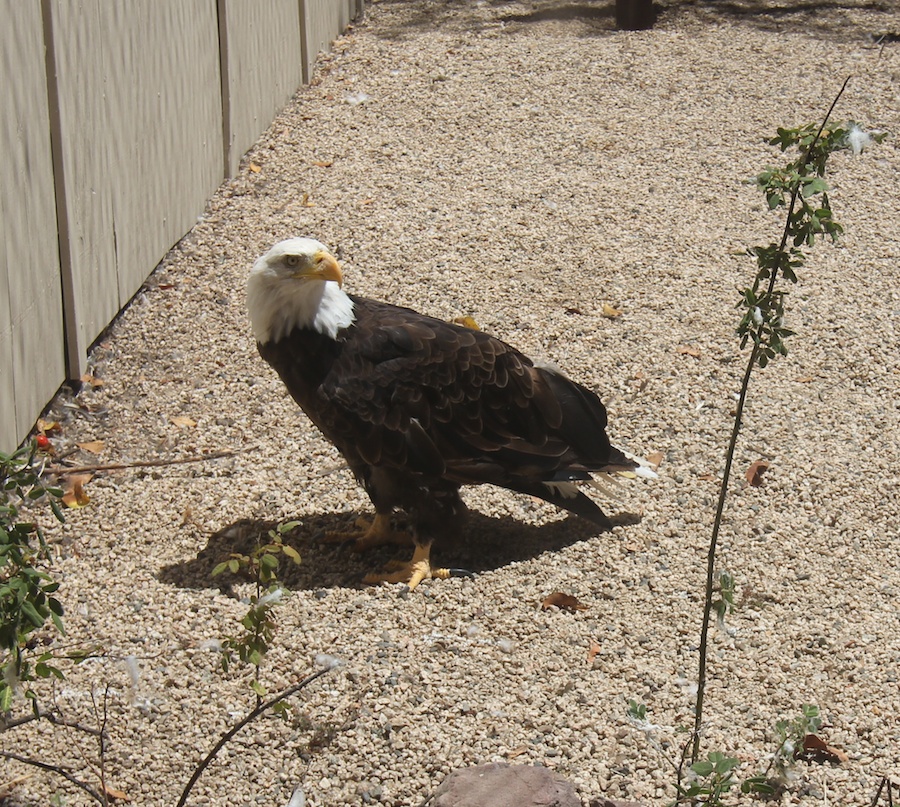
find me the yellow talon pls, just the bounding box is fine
[323,513,414,551]
[363,544,451,590]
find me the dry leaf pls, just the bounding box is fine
[587,639,601,665]
[601,302,622,318]
[62,474,92,509]
[505,745,529,759]
[169,415,197,429]
[80,373,105,388]
[452,316,480,330]
[646,451,664,470]
[565,306,583,316]
[181,504,194,527]
[36,418,62,434]
[799,734,848,765]
[312,159,334,168]
[103,783,130,801]
[795,376,814,383]
[677,344,701,358]
[300,192,315,207]
[248,162,262,173]
[745,459,769,487]
[541,592,588,613]
[77,440,105,455]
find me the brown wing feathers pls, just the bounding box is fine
[307,298,631,486]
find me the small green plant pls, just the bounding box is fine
[710,570,734,630]
[677,752,740,806]
[737,116,884,369]
[629,79,884,806]
[629,701,823,805]
[178,520,322,807]
[691,80,884,779]
[769,703,822,783]
[212,520,301,702]
[0,440,66,710]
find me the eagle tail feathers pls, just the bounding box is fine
[614,447,659,480]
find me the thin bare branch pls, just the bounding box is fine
[0,750,106,804]
[177,669,331,807]
[46,447,252,477]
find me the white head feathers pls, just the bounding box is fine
[247,237,356,343]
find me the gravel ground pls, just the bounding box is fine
[6,1,900,805]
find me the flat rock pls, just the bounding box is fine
[432,763,580,807]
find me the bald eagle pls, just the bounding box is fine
[248,238,653,589]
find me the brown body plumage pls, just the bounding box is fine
[248,238,650,587]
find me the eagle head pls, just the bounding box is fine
[247,237,355,344]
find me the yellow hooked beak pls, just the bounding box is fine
[293,250,343,287]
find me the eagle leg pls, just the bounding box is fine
[324,512,414,551]
[363,543,452,591]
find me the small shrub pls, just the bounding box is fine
[0,440,66,711]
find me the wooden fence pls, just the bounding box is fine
[0,0,363,454]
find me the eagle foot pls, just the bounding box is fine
[323,513,414,551]
[363,544,452,591]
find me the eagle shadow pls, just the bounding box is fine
[157,508,641,594]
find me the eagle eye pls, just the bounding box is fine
[284,255,301,268]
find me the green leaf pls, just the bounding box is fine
[35,661,65,680]
[0,681,12,712]
[742,776,776,795]
[711,753,739,774]
[800,176,829,198]
[692,760,714,777]
[20,600,46,628]
[273,701,293,720]
[627,699,647,721]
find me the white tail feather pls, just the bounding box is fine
[619,448,659,479]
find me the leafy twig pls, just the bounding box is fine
[689,78,853,769]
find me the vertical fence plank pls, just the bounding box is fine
[0,2,65,451]
[101,1,223,306]
[49,0,223,375]
[221,0,304,178]
[301,0,349,83]
[47,0,121,378]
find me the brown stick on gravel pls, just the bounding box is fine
[46,447,252,476]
